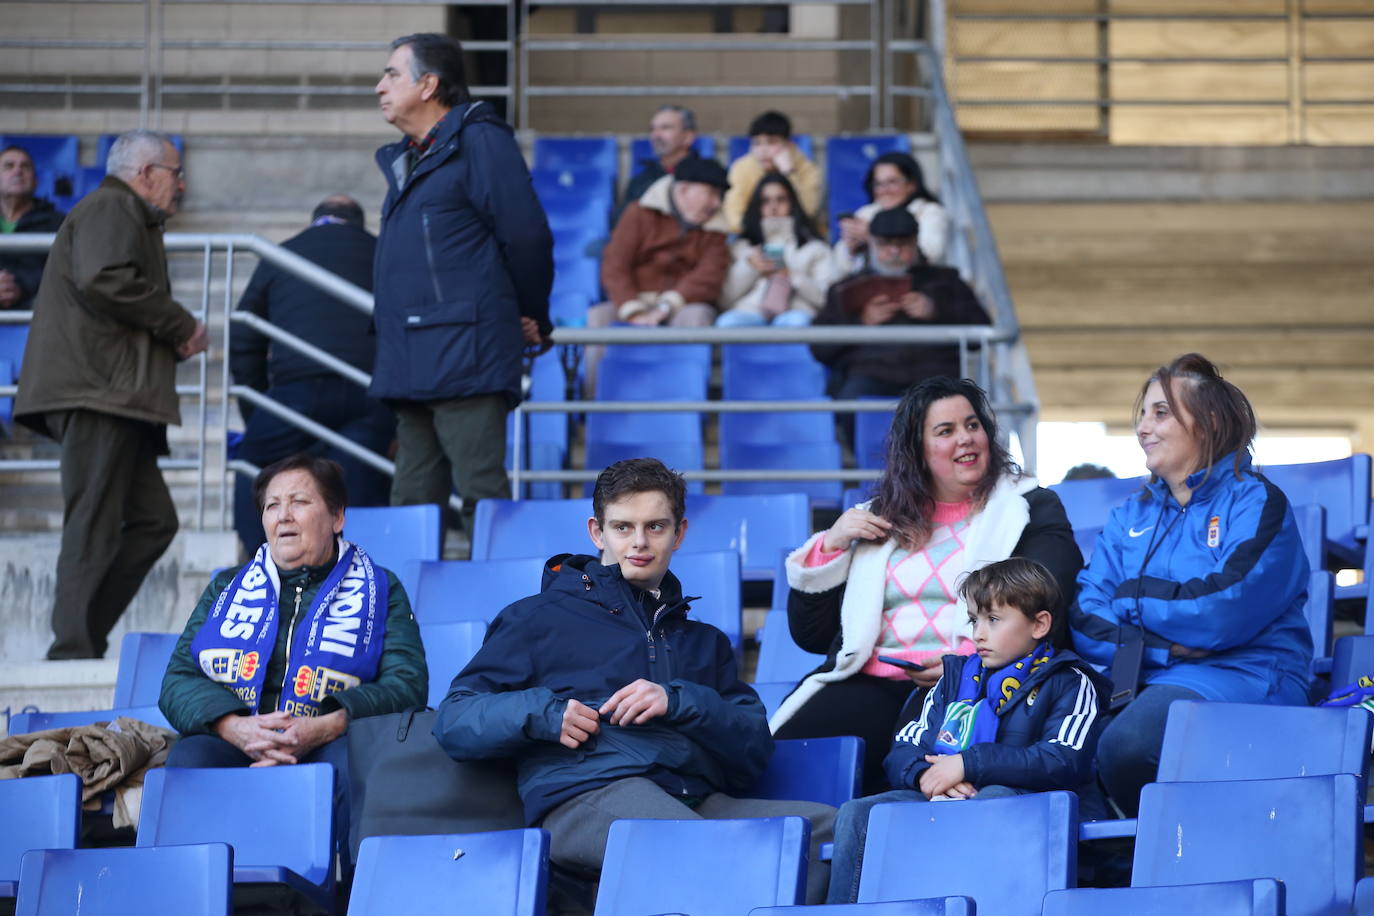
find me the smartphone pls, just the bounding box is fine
[876,655,927,672]
[762,242,786,268]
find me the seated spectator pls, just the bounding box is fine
[717,173,831,328]
[826,557,1108,903]
[584,158,731,393]
[772,377,1082,793]
[616,104,701,226]
[433,458,836,905]
[0,145,65,310]
[812,208,989,403]
[1062,462,1115,481]
[230,195,395,556]
[1071,353,1313,817]
[832,152,947,277]
[722,110,822,234]
[159,454,427,774]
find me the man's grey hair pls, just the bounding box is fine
[106,129,176,180]
[655,104,697,134]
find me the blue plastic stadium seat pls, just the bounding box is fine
[854,402,895,470]
[843,486,873,510]
[0,325,29,377]
[727,134,814,164]
[585,410,701,448]
[684,493,810,582]
[1042,879,1282,916]
[472,498,593,561]
[532,136,617,176]
[751,681,796,718]
[345,504,442,602]
[721,440,843,507]
[859,792,1076,914]
[1046,475,1149,535]
[412,557,547,624]
[748,736,863,809]
[542,196,611,235]
[721,410,834,447]
[1133,775,1361,916]
[550,289,591,327]
[825,134,912,239]
[0,357,13,427]
[1331,634,1374,689]
[1,135,78,201]
[348,830,549,916]
[756,609,826,684]
[113,631,180,708]
[420,620,489,706]
[532,165,615,201]
[669,549,743,654]
[138,764,336,914]
[584,439,704,495]
[7,704,171,735]
[1262,455,1372,563]
[1306,569,1335,671]
[0,773,81,899]
[596,357,707,402]
[551,257,601,303]
[629,135,717,172]
[16,843,234,916]
[595,817,810,914]
[751,901,974,915]
[722,348,827,400]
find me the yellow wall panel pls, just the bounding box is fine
[952,0,1099,13]
[953,21,1098,57]
[954,63,1099,101]
[1303,20,1374,57]
[956,104,1102,131]
[1111,0,1284,12]
[1110,21,1288,58]
[1111,62,1289,101]
[1305,62,1374,100]
[1110,105,1289,143]
[1305,106,1374,144]
[1303,0,1374,12]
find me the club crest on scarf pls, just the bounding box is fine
[934,643,1055,754]
[190,540,387,716]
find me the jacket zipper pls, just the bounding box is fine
[421,211,445,301]
[279,586,304,703]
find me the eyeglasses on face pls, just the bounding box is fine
[147,163,185,179]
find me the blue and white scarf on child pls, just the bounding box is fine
[933,643,1055,754]
[189,539,388,716]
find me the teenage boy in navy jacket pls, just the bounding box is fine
[434,458,835,904]
[826,557,1109,904]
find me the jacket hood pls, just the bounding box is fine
[540,553,690,612]
[637,174,731,234]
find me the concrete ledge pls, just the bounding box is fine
[0,660,119,737]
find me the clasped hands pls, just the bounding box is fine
[213,708,347,767]
[559,678,668,749]
[919,753,976,801]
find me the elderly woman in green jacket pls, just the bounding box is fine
[159,453,427,771]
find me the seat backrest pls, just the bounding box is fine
[751,681,796,718]
[1042,879,1283,916]
[755,609,826,684]
[413,557,548,625]
[531,136,618,175]
[684,492,810,581]
[1262,455,1372,558]
[585,410,701,446]
[6,705,171,735]
[1046,475,1149,534]
[472,499,593,562]
[1306,569,1335,663]
[594,817,809,915]
[0,773,81,887]
[670,549,743,655]
[748,736,864,809]
[596,357,707,402]
[629,135,717,169]
[583,440,705,495]
[0,326,29,374]
[16,843,233,916]
[113,631,181,708]
[1157,699,1370,787]
[854,404,896,471]
[348,829,548,916]
[720,410,835,447]
[138,764,335,890]
[843,486,872,511]
[551,257,601,300]
[345,504,442,600]
[721,441,843,507]
[859,792,1077,915]
[1134,775,1361,915]
[721,357,827,401]
[750,900,975,915]
[419,620,490,707]
[1331,634,1374,689]
[1,135,79,198]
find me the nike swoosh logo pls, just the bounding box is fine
[1128,526,1154,538]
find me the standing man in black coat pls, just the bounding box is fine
[0,145,66,310]
[371,33,553,540]
[229,194,395,555]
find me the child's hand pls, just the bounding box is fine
[935,781,976,800]
[919,753,966,799]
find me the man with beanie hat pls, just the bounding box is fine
[584,157,732,392]
[812,207,989,405]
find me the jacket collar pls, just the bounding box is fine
[637,174,730,234]
[1145,449,1250,505]
[377,101,500,195]
[542,553,692,619]
[97,174,164,229]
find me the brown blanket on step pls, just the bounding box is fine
[0,716,177,828]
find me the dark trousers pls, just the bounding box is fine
[47,409,178,659]
[234,380,395,554]
[1096,684,1203,817]
[389,394,509,535]
[773,674,918,795]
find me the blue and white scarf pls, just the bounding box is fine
[190,539,388,717]
[933,643,1055,754]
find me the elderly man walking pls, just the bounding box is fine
[15,129,208,659]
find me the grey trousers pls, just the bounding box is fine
[47,409,178,659]
[541,776,835,905]
[389,394,509,536]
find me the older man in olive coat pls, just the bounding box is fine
[15,129,208,659]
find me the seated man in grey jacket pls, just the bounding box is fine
[433,458,834,905]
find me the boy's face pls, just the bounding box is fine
[588,490,688,591]
[969,601,1052,671]
[750,133,787,165]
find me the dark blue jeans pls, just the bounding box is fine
[234,379,395,553]
[1096,684,1203,817]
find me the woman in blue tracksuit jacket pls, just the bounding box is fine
[1071,353,1313,815]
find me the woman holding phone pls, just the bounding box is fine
[716,173,831,328]
[832,151,948,279]
[771,376,1082,792]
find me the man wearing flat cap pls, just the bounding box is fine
[812,207,989,405]
[584,158,732,392]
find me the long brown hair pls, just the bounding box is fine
[1135,353,1257,491]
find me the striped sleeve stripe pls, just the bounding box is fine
[894,679,941,746]
[1050,669,1099,751]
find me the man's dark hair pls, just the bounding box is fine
[391,32,472,108]
[0,145,33,163]
[592,458,687,528]
[1062,463,1115,482]
[748,110,792,139]
[959,557,1064,645]
[253,453,349,516]
[311,196,364,227]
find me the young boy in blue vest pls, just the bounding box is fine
[826,556,1110,904]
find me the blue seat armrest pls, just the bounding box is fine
[1079,818,1137,841]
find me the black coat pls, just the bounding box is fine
[0,198,65,310]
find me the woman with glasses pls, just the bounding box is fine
[832,152,948,278]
